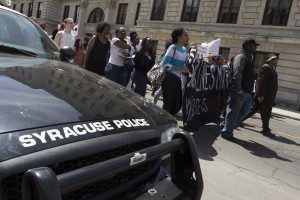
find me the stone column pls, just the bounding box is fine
[78,0,88,37]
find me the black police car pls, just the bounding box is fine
[0,6,203,200]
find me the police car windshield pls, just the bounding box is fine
[0,7,59,59]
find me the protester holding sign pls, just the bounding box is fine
[161,28,189,115]
[183,43,198,98]
[220,38,259,141]
[211,55,228,115]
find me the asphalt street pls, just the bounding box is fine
[144,88,300,200]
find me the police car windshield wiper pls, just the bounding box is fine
[0,44,37,57]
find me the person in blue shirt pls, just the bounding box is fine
[161,28,189,115]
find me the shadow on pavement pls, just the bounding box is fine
[250,112,284,121]
[271,114,285,121]
[188,124,220,161]
[242,126,262,134]
[271,136,300,146]
[232,138,292,162]
[240,127,300,146]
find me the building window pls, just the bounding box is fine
[262,0,292,26]
[63,6,70,20]
[74,5,80,23]
[181,0,200,22]
[87,8,104,23]
[151,0,167,21]
[20,3,24,13]
[134,3,141,25]
[116,4,128,25]
[217,0,241,24]
[219,47,230,62]
[151,40,158,58]
[36,2,42,18]
[253,52,280,75]
[27,3,33,17]
[13,4,16,10]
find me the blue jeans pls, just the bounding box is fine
[132,70,148,97]
[105,63,128,87]
[221,87,253,137]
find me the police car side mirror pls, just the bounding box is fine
[60,46,75,60]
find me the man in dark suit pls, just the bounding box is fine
[243,53,279,137]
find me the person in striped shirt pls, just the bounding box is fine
[161,28,189,115]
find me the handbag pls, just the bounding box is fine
[146,62,167,88]
[147,48,176,88]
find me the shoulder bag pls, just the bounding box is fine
[147,48,176,88]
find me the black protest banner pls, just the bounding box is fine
[182,58,228,131]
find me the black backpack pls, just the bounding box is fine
[226,55,236,87]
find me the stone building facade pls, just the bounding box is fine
[9,0,300,111]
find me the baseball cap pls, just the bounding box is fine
[243,38,260,46]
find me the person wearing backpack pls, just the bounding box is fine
[220,38,259,141]
[240,54,279,137]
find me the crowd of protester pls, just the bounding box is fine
[48,18,278,139]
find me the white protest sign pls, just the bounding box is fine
[197,38,221,62]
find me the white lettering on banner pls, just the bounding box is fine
[19,119,151,147]
[184,97,208,123]
[186,61,228,92]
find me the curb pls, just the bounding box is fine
[271,112,300,121]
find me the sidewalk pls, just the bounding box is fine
[272,107,300,121]
[144,87,300,121]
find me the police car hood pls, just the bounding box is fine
[0,56,176,160]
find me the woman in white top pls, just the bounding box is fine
[105,27,131,87]
[54,18,76,48]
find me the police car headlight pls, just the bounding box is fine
[159,124,180,143]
